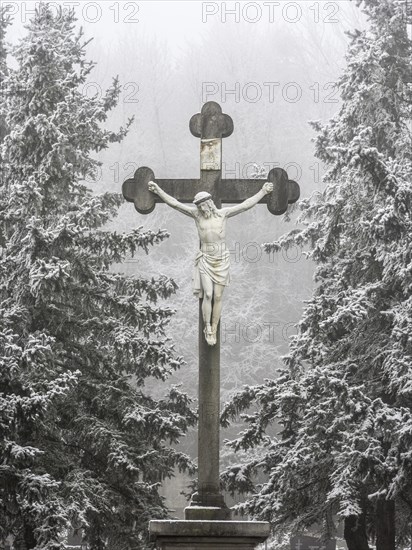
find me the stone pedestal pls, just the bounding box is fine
[149,520,270,550]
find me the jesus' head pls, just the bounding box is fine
[193,192,220,218]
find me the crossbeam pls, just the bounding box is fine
[123,169,299,215]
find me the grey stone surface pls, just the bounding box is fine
[150,520,270,550]
[184,505,231,521]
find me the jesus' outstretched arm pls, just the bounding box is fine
[222,181,273,218]
[148,181,197,217]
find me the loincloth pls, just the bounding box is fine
[192,243,230,299]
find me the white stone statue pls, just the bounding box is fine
[148,181,273,345]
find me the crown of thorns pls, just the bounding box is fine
[193,192,212,205]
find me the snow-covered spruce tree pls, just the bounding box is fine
[0,6,195,549]
[221,1,412,549]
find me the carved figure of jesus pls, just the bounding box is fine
[148,180,273,345]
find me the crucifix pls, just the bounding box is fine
[122,101,299,520]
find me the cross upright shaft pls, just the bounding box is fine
[187,102,232,519]
[122,101,300,521]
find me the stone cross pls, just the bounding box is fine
[122,101,299,520]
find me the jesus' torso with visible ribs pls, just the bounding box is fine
[194,210,229,251]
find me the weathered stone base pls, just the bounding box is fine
[149,520,270,550]
[185,491,231,520]
[185,505,231,521]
